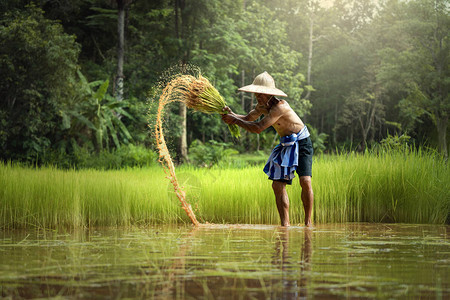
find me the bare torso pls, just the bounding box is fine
[254,97,304,137]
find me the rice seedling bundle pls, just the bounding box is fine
[180,74,240,138]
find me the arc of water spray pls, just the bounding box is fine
[154,78,200,226]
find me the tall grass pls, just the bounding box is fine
[311,150,449,224]
[0,165,180,229]
[1,150,448,229]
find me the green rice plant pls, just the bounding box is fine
[0,149,448,229]
[311,149,449,224]
[0,163,181,229]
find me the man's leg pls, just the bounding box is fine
[272,181,290,226]
[299,176,314,226]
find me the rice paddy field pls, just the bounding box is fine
[1,224,449,299]
[1,151,448,229]
[1,151,449,299]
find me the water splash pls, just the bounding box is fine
[153,73,200,226]
[151,63,240,225]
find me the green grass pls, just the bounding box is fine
[1,150,448,229]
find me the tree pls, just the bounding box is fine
[235,1,310,115]
[338,91,385,150]
[304,1,327,100]
[172,0,246,157]
[0,5,80,161]
[67,71,133,152]
[307,0,384,148]
[376,0,449,158]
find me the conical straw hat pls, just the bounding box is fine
[238,71,287,97]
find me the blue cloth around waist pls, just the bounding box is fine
[263,126,310,181]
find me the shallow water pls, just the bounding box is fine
[1,223,448,299]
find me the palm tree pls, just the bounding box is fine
[63,71,133,152]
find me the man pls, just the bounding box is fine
[221,71,314,227]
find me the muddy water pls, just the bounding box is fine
[1,223,448,299]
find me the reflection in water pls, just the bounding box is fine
[271,227,312,299]
[1,224,448,299]
[300,228,312,298]
[156,225,316,299]
[159,226,198,299]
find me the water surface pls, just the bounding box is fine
[1,223,448,299]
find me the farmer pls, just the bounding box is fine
[221,71,314,227]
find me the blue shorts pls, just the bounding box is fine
[272,136,313,185]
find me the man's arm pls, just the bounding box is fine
[222,105,283,134]
[223,105,264,122]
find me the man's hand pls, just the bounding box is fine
[221,106,237,125]
[222,113,237,125]
[222,106,233,114]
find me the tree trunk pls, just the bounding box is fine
[174,0,180,39]
[115,0,125,103]
[223,127,228,143]
[359,117,368,152]
[370,116,375,145]
[305,13,313,100]
[241,69,245,111]
[367,95,377,148]
[358,94,378,152]
[250,69,255,108]
[436,115,448,160]
[350,124,354,146]
[179,102,188,162]
[434,27,448,160]
[333,100,338,146]
[176,0,188,162]
[257,134,260,151]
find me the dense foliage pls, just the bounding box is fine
[1,0,448,167]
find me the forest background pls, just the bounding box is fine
[1,0,448,168]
